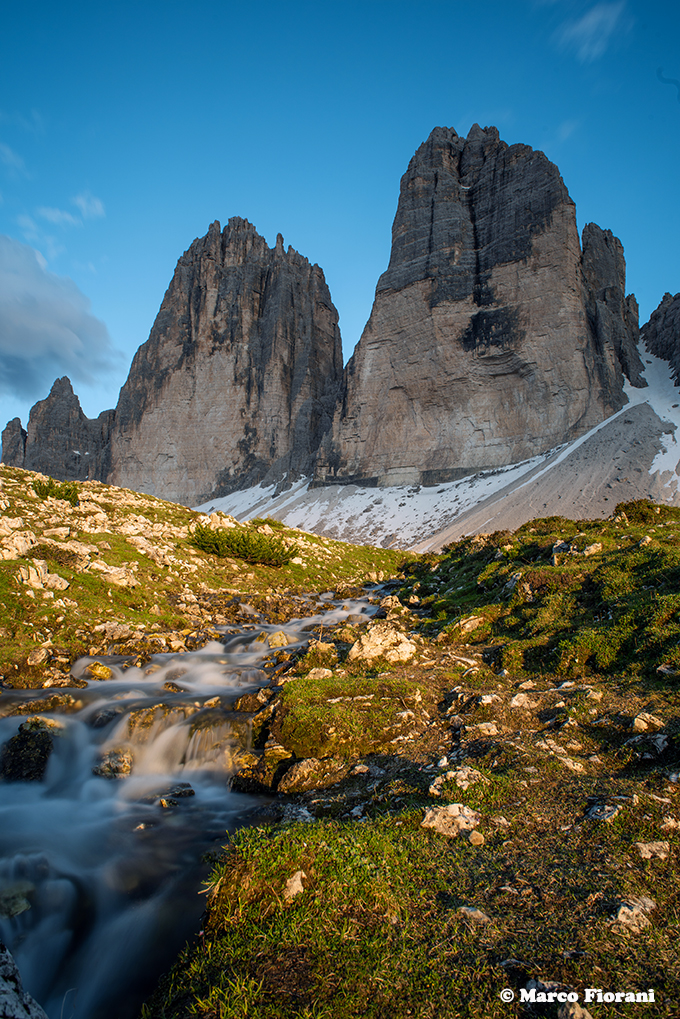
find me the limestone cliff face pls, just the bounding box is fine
[109,218,343,504]
[314,125,639,487]
[581,223,644,389]
[1,378,113,480]
[641,292,680,383]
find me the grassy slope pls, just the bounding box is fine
[1,468,679,1017]
[142,500,680,1019]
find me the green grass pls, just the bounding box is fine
[275,672,427,760]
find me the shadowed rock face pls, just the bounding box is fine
[581,222,645,389]
[1,378,114,481]
[314,125,640,487]
[108,218,343,504]
[642,292,680,382]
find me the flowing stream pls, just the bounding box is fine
[0,593,377,1019]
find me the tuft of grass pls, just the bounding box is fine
[189,522,299,567]
[32,476,79,506]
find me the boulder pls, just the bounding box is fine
[0,941,49,1018]
[0,718,59,781]
[347,621,416,663]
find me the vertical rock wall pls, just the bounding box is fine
[108,219,344,503]
[641,292,680,383]
[314,125,642,487]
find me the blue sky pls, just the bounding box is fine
[1,0,679,428]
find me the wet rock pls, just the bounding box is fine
[231,738,294,793]
[0,881,34,919]
[267,631,292,648]
[421,803,481,837]
[277,757,350,794]
[0,718,59,781]
[348,621,416,664]
[0,941,49,1018]
[86,661,114,680]
[93,748,134,779]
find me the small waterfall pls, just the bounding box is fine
[0,596,376,1019]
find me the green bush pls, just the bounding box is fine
[189,522,298,567]
[32,477,79,506]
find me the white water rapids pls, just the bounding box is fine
[0,593,377,1019]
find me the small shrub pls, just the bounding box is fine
[249,516,286,530]
[189,522,298,567]
[32,477,79,506]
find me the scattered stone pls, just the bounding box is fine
[421,803,481,838]
[632,712,663,732]
[582,542,603,556]
[510,692,538,709]
[458,905,490,924]
[429,766,488,796]
[586,803,620,822]
[636,841,670,860]
[614,895,656,933]
[455,615,484,633]
[468,722,499,737]
[283,870,306,901]
[306,667,333,680]
[468,830,485,846]
[26,648,51,666]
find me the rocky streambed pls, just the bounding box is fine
[0,592,379,1019]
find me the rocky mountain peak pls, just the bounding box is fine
[315,124,640,488]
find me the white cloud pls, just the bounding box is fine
[72,191,105,220]
[0,234,120,400]
[556,2,629,62]
[36,206,82,227]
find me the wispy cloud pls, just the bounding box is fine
[37,206,82,227]
[72,191,105,220]
[0,234,119,401]
[556,2,630,62]
[32,192,106,232]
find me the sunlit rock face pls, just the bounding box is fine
[314,125,642,487]
[109,218,343,504]
[0,377,114,481]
